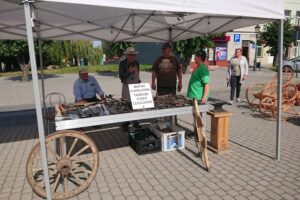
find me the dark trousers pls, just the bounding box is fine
[157,87,176,96]
[230,75,241,100]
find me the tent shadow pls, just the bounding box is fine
[83,125,128,152]
[0,109,40,144]
[5,74,60,82]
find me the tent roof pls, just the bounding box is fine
[0,0,284,42]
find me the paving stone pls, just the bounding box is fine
[122,187,134,197]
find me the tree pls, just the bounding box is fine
[258,20,295,66]
[173,35,214,73]
[42,40,103,66]
[0,40,31,81]
[102,42,134,58]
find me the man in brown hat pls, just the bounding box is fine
[73,67,105,103]
[151,42,182,95]
[119,47,141,99]
[119,47,141,130]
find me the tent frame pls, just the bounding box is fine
[18,0,284,199]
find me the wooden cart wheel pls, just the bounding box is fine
[259,96,276,118]
[26,130,99,200]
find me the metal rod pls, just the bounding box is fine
[276,19,283,161]
[23,2,52,199]
[38,39,46,118]
[253,37,257,71]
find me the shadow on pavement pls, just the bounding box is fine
[287,117,300,126]
[0,109,39,143]
[229,139,275,160]
[83,125,128,152]
[5,74,60,82]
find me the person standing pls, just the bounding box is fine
[151,42,182,95]
[119,47,141,99]
[119,47,141,130]
[226,48,248,104]
[187,51,210,103]
[73,67,105,103]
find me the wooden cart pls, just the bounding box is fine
[26,98,208,199]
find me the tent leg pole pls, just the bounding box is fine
[23,1,52,199]
[38,39,46,118]
[276,19,283,161]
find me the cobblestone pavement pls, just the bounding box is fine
[0,67,299,200]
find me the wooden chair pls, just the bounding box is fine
[44,92,66,133]
[246,69,294,108]
[259,83,299,119]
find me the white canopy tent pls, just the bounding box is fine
[1,0,283,42]
[0,0,285,199]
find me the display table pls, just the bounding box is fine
[56,105,209,131]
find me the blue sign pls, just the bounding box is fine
[234,34,240,43]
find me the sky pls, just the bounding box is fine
[93,41,102,48]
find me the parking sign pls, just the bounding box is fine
[234,34,240,43]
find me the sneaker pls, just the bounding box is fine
[237,98,241,103]
[228,100,233,105]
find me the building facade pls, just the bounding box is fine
[284,0,300,58]
[224,0,300,68]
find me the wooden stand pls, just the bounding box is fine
[207,110,232,154]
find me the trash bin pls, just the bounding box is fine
[256,61,261,71]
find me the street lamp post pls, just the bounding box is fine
[253,25,261,71]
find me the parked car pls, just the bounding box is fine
[282,56,300,72]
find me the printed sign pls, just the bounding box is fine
[215,47,227,61]
[233,34,241,49]
[129,83,154,110]
[233,34,240,43]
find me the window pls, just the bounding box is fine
[296,11,300,26]
[256,41,263,58]
[285,10,291,19]
[257,46,263,58]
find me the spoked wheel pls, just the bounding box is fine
[246,84,265,108]
[26,130,99,200]
[259,96,276,118]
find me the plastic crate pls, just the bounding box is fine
[128,128,161,155]
[151,124,185,152]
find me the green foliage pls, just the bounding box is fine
[42,40,103,66]
[102,42,134,58]
[258,20,295,65]
[172,35,215,59]
[0,40,29,63]
[0,64,152,77]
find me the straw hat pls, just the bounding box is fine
[124,47,139,55]
[79,67,88,74]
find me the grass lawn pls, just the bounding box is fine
[0,64,152,77]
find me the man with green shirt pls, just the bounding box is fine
[187,51,210,103]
